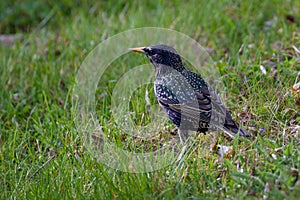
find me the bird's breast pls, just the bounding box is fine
[154,73,198,103]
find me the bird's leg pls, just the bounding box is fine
[176,129,189,162]
[178,129,188,145]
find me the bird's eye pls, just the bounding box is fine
[144,48,155,55]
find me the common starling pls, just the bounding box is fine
[130,44,251,144]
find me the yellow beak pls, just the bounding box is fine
[129,47,145,53]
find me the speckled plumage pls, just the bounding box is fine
[131,44,251,144]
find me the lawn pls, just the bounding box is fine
[1,0,299,199]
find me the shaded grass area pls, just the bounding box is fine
[1,0,299,199]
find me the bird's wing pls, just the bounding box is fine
[155,77,227,125]
[155,83,212,122]
[181,70,226,119]
[162,86,227,125]
[167,88,212,122]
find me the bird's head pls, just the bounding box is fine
[130,44,184,72]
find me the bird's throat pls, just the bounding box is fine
[155,64,185,78]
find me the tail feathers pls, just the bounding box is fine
[223,123,252,138]
[223,110,252,138]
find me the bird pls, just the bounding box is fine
[130,44,251,144]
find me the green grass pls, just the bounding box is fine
[1,0,300,199]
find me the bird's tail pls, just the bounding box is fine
[222,110,252,138]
